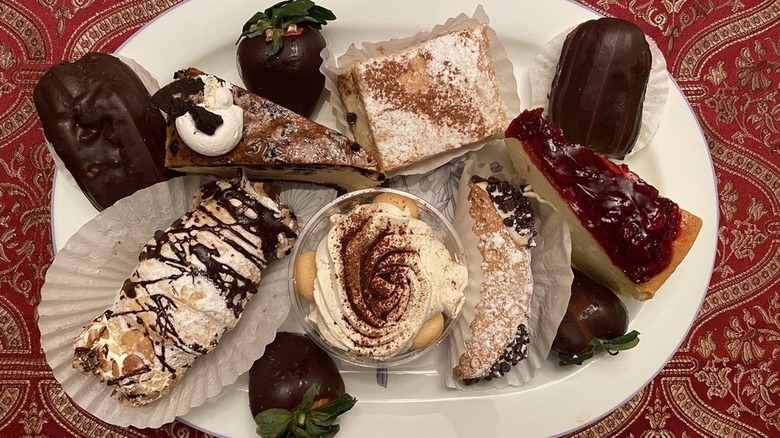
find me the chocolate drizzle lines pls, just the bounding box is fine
[104,177,297,385]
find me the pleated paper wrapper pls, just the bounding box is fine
[528,24,669,158]
[446,153,574,390]
[37,175,315,428]
[321,5,521,177]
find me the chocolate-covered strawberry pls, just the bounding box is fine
[249,332,356,438]
[237,0,335,117]
[553,269,640,366]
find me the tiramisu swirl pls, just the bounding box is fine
[310,203,466,358]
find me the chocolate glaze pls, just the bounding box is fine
[237,29,327,117]
[549,18,652,159]
[248,332,344,416]
[33,52,173,210]
[105,178,296,383]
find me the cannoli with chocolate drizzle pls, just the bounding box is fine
[72,174,298,406]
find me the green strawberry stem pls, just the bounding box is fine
[255,383,357,438]
[557,330,641,366]
[237,0,336,58]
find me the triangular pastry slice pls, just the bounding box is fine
[153,68,385,191]
[506,108,702,301]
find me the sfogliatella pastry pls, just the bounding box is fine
[72,174,298,406]
[455,176,537,384]
[152,68,384,191]
[548,18,652,159]
[33,52,173,210]
[506,108,702,301]
[337,24,506,173]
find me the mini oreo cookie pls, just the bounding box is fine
[189,106,223,135]
[151,75,205,117]
[151,73,224,134]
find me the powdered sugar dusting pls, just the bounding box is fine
[455,181,533,380]
[343,25,505,172]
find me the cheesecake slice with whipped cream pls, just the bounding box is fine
[152,68,385,191]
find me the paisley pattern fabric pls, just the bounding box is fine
[0,0,777,436]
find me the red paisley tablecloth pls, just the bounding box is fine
[1,0,778,437]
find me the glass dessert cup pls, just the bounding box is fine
[288,188,467,368]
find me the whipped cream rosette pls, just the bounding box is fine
[291,188,467,367]
[310,203,467,359]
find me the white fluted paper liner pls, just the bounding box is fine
[528,24,668,158]
[38,175,302,428]
[321,5,521,176]
[46,54,163,200]
[446,155,573,390]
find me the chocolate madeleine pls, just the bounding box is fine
[33,52,173,210]
[549,18,652,159]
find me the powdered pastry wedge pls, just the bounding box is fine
[337,25,506,173]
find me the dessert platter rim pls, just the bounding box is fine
[47,0,720,436]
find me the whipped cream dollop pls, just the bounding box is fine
[309,203,467,359]
[175,74,243,156]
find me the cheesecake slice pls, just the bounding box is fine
[506,108,701,300]
[153,68,385,191]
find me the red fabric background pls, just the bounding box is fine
[0,0,777,436]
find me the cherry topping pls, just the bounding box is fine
[506,109,681,283]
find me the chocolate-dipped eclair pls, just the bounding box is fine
[549,18,652,159]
